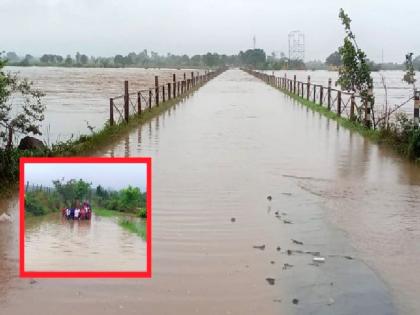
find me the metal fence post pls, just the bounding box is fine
[307,76,311,100]
[124,80,129,122]
[414,89,420,127]
[109,98,114,126]
[155,76,159,106]
[137,92,141,115]
[173,74,176,98]
[327,78,332,110]
[148,89,152,110]
[337,91,342,117]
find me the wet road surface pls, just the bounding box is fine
[1,69,420,314]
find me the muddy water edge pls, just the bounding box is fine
[0,69,419,314]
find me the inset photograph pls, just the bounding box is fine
[19,157,151,278]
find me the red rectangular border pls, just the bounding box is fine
[19,157,152,278]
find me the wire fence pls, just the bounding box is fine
[245,69,420,129]
[109,69,225,125]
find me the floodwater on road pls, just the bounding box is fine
[0,69,419,315]
[24,213,146,272]
[4,66,204,144]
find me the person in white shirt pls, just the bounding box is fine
[74,208,80,220]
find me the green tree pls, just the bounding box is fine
[403,52,416,88]
[119,185,142,211]
[325,51,341,67]
[337,8,373,96]
[52,178,91,205]
[0,54,45,148]
[80,54,89,65]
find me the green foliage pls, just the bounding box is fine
[325,51,341,67]
[0,53,46,148]
[138,207,147,218]
[118,218,146,239]
[98,186,146,213]
[239,49,266,68]
[25,189,61,216]
[52,178,91,206]
[403,53,416,87]
[337,9,373,99]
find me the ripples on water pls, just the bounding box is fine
[24,213,147,272]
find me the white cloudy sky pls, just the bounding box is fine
[0,0,418,62]
[24,163,147,191]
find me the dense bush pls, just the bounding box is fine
[25,190,61,216]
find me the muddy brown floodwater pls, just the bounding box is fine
[25,213,146,272]
[0,69,420,315]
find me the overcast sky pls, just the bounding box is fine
[25,163,147,191]
[1,0,418,62]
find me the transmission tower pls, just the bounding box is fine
[288,31,305,61]
[253,35,256,49]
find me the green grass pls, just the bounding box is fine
[264,81,420,161]
[94,207,146,240]
[94,207,124,217]
[118,218,146,240]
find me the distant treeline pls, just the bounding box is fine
[25,178,146,217]
[3,49,418,71]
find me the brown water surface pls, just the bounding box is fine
[0,69,419,315]
[24,213,146,272]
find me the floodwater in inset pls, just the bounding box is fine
[24,213,146,272]
[0,69,419,314]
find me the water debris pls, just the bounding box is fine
[230,217,236,223]
[282,263,294,270]
[0,213,12,223]
[283,219,293,224]
[292,298,299,305]
[327,298,335,306]
[274,211,279,215]
[291,239,303,245]
[313,257,326,263]
[281,192,292,196]
[29,279,37,285]
[328,254,354,260]
[267,195,272,201]
[270,261,275,264]
[273,299,282,303]
[281,212,287,216]
[287,249,305,255]
[253,245,266,250]
[276,246,281,251]
[305,251,320,256]
[266,278,275,285]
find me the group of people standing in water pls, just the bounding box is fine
[62,201,92,220]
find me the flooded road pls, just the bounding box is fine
[0,69,419,314]
[25,213,146,272]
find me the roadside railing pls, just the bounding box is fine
[244,69,419,129]
[109,69,225,125]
